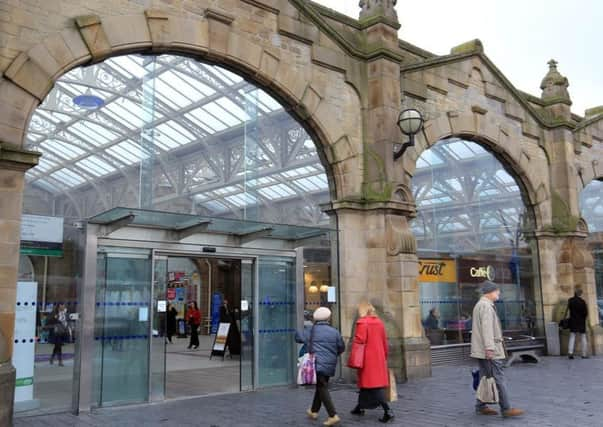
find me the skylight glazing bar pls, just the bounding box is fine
[139,56,157,209]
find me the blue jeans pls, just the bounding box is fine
[475,359,510,412]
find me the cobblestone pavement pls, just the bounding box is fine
[15,356,603,427]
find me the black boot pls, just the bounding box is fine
[350,406,365,416]
[379,410,395,423]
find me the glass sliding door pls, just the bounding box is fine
[257,256,296,387]
[93,247,152,406]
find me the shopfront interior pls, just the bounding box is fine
[412,138,544,364]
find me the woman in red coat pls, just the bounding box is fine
[348,302,394,423]
[187,301,202,350]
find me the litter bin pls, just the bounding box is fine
[545,321,560,355]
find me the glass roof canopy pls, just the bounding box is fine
[412,138,528,251]
[24,54,330,224]
[89,207,333,241]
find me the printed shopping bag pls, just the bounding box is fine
[297,353,317,385]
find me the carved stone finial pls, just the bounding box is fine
[359,0,398,22]
[540,59,570,103]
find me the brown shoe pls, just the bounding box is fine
[477,407,498,416]
[502,408,525,417]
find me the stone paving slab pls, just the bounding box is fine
[15,356,603,427]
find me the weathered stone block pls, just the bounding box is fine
[277,14,318,45]
[4,52,53,101]
[206,9,234,56]
[312,45,347,73]
[169,18,210,53]
[75,14,112,62]
[256,48,280,85]
[401,77,427,100]
[227,32,262,71]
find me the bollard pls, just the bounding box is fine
[545,321,561,356]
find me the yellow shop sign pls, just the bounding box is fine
[418,259,457,283]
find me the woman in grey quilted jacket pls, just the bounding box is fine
[296,306,345,426]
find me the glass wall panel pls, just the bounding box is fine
[14,220,82,415]
[93,247,151,406]
[257,256,296,387]
[412,138,542,346]
[580,179,603,322]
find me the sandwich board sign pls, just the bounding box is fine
[210,322,231,359]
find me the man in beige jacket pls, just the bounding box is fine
[471,281,524,417]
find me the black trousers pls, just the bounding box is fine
[311,374,336,417]
[52,342,62,357]
[189,324,199,348]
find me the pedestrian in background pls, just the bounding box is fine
[349,302,394,423]
[166,303,178,344]
[186,301,201,350]
[297,307,345,426]
[49,303,68,366]
[471,281,523,418]
[567,288,589,359]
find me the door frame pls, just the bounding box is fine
[149,250,259,399]
[74,223,299,412]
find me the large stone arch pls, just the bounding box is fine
[402,112,551,230]
[0,9,365,204]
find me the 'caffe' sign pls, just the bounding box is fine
[458,259,507,283]
[470,265,496,281]
[418,259,457,283]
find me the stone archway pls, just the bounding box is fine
[406,114,551,231]
[0,8,367,404]
[0,9,367,204]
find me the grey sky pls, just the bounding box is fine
[313,1,602,117]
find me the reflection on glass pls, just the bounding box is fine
[15,222,80,414]
[257,257,295,387]
[413,138,543,345]
[580,180,603,317]
[93,248,151,406]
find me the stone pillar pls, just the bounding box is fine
[329,201,430,382]
[536,231,603,355]
[0,141,40,426]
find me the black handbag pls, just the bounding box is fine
[559,306,570,329]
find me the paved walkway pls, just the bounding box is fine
[15,356,603,427]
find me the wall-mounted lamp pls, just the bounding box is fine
[393,108,424,161]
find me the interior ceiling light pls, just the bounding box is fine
[308,281,319,293]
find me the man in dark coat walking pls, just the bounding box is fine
[568,288,589,359]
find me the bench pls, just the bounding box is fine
[504,335,544,367]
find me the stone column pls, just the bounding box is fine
[536,231,603,355]
[0,142,40,426]
[329,201,430,382]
